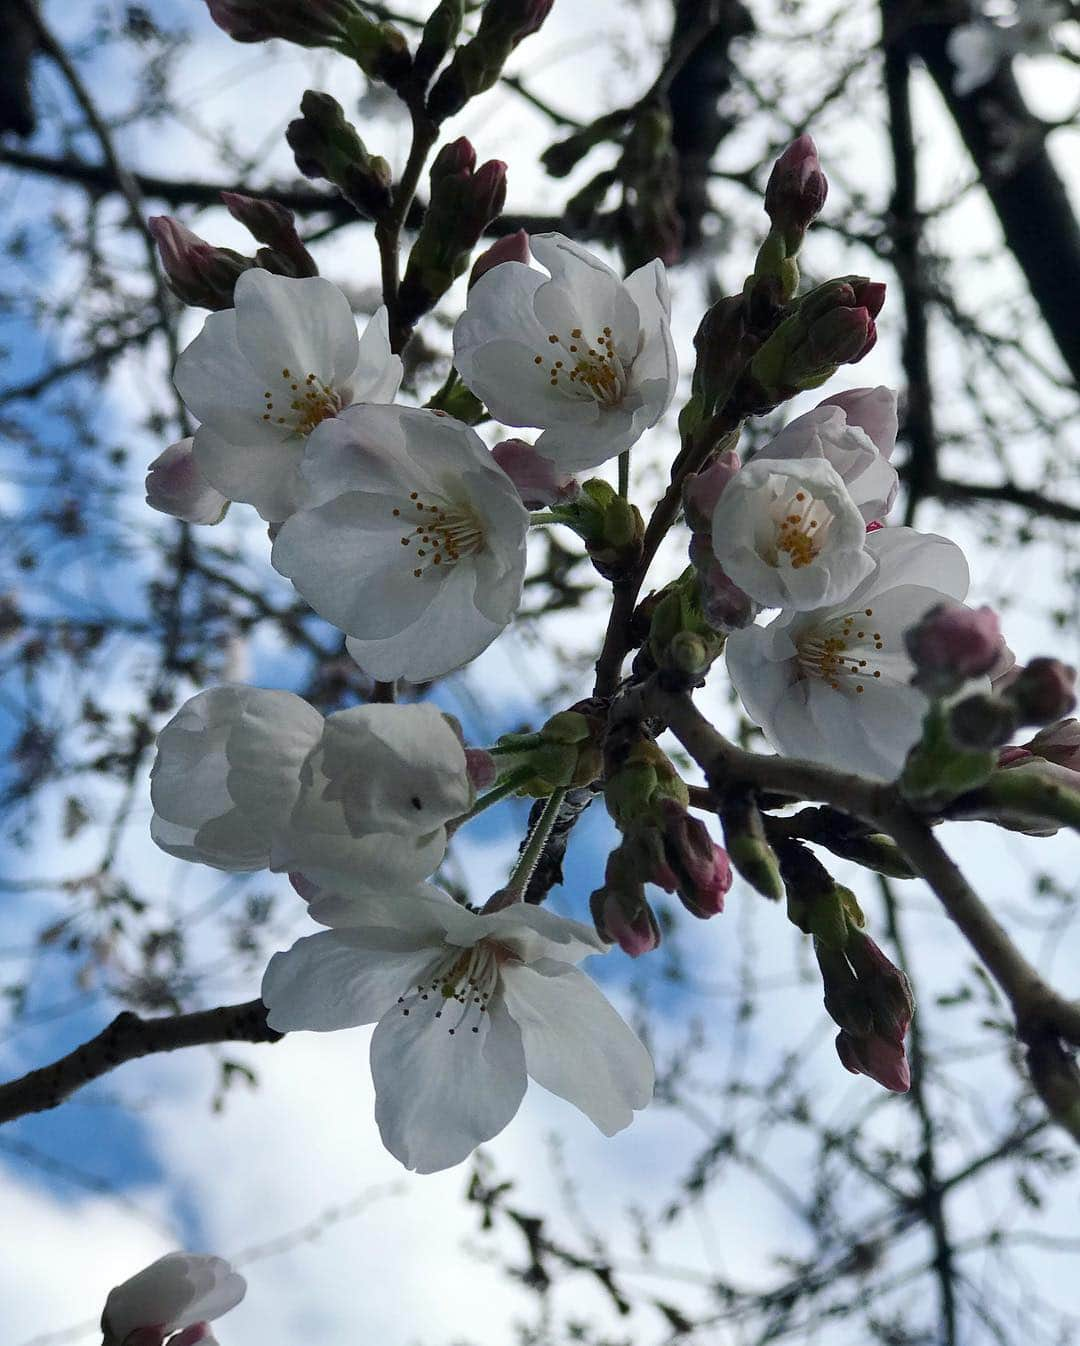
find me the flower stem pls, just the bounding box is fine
[618,449,630,498]
[529,511,560,525]
[448,766,534,833]
[503,787,568,901]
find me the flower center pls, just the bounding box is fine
[768,485,834,570]
[261,367,344,436]
[797,607,885,694]
[534,326,628,406]
[396,942,502,1036]
[392,493,486,580]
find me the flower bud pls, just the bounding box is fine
[682,449,741,533]
[287,91,393,219]
[905,602,1004,696]
[414,0,465,86]
[688,536,758,632]
[749,276,886,397]
[492,439,578,509]
[947,692,1018,750]
[589,850,662,957]
[397,154,508,325]
[836,1028,911,1092]
[1023,718,1080,770]
[148,216,251,310]
[146,439,229,525]
[846,931,914,1043]
[718,793,784,900]
[221,191,317,278]
[657,799,731,918]
[428,0,555,121]
[469,228,531,286]
[1004,657,1078,726]
[764,134,828,243]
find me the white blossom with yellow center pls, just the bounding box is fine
[174,270,402,522]
[262,885,654,1173]
[271,404,529,682]
[711,456,874,611]
[452,233,677,473]
[727,528,971,780]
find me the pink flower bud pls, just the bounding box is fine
[170,1326,212,1346]
[221,191,316,277]
[764,133,828,240]
[1024,718,1080,771]
[852,279,887,318]
[492,439,579,508]
[600,892,661,957]
[470,229,531,287]
[835,1029,911,1092]
[905,602,1004,695]
[148,216,250,310]
[465,747,497,791]
[808,305,876,367]
[658,799,732,918]
[468,159,508,226]
[815,385,898,458]
[1005,657,1078,725]
[682,449,741,533]
[688,535,757,631]
[431,136,476,181]
[145,439,229,525]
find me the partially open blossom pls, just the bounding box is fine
[1024,717,1080,770]
[726,527,971,780]
[760,388,899,525]
[148,216,250,311]
[174,269,402,522]
[151,688,472,890]
[145,438,229,525]
[764,134,828,243]
[453,232,677,473]
[262,885,653,1171]
[272,404,529,682]
[904,602,1004,696]
[101,1253,245,1346]
[711,456,874,611]
[491,438,578,508]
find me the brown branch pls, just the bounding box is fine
[0,999,281,1126]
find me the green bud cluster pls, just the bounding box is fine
[287,91,392,220]
[493,709,602,796]
[718,792,784,900]
[549,479,644,581]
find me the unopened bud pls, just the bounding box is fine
[764,133,828,246]
[492,439,578,509]
[719,793,784,900]
[145,439,229,525]
[464,748,496,791]
[428,0,555,121]
[1023,718,1080,770]
[1004,657,1077,726]
[658,799,731,918]
[682,450,741,533]
[589,851,661,957]
[948,693,1018,750]
[689,535,758,632]
[148,216,251,310]
[414,0,465,86]
[470,229,531,286]
[221,192,317,277]
[905,603,1005,696]
[287,91,393,219]
[836,1029,911,1092]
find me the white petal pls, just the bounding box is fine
[446,902,608,965]
[192,424,306,523]
[103,1255,245,1340]
[371,990,527,1172]
[263,929,441,1032]
[174,309,275,442]
[858,527,970,601]
[233,270,359,389]
[501,960,653,1135]
[350,305,403,403]
[146,439,229,525]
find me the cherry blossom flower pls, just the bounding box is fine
[101,1253,245,1346]
[726,528,971,779]
[151,688,472,889]
[174,269,402,522]
[271,404,529,682]
[711,457,875,611]
[763,387,899,525]
[452,232,677,473]
[262,886,654,1172]
[145,438,229,525]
